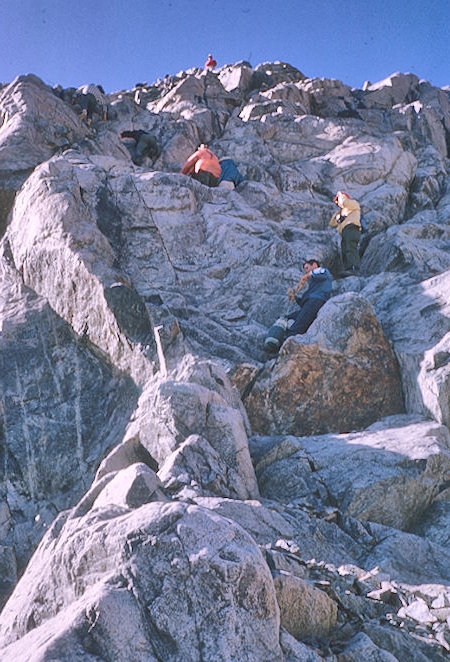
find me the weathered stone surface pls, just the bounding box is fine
[194,496,363,568]
[280,629,325,661]
[411,500,450,549]
[218,62,254,94]
[0,74,86,172]
[120,356,259,500]
[1,59,450,661]
[0,502,283,662]
[361,216,450,278]
[250,416,450,530]
[6,155,156,383]
[364,73,420,108]
[0,256,138,585]
[362,622,446,662]
[361,521,450,585]
[158,434,249,499]
[0,587,138,662]
[245,293,404,436]
[297,77,354,118]
[337,632,398,661]
[92,463,167,509]
[360,270,450,427]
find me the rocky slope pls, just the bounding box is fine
[0,61,449,661]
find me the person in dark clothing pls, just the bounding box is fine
[73,84,107,124]
[264,260,332,353]
[119,130,159,165]
[72,92,100,125]
[286,260,332,335]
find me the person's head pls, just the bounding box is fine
[303,259,319,274]
[198,143,208,150]
[333,191,350,207]
[208,54,213,58]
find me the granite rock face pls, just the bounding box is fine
[250,416,450,531]
[0,61,450,661]
[0,500,282,662]
[0,251,138,595]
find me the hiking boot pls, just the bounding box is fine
[263,338,279,354]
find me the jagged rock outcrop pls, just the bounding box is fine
[0,248,138,600]
[0,499,283,661]
[250,415,450,530]
[118,355,259,500]
[0,59,449,660]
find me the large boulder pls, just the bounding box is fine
[158,434,250,500]
[296,77,355,117]
[244,293,404,436]
[0,74,85,173]
[6,154,156,383]
[0,500,282,661]
[218,62,254,94]
[363,73,420,108]
[360,213,450,278]
[273,572,338,640]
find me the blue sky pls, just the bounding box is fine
[1,0,449,93]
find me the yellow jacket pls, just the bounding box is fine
[329,196,361,234]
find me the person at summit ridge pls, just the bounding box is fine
[205,54,217,70]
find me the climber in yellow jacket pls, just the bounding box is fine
[329,191,362,276]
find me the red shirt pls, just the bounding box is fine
[181,148,221,178]
[205,57,217,69]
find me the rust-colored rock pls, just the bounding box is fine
[245,293,404,435]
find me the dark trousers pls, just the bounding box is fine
[193,170,218,187]
[341,224,361,270]
[134,134,158,165]
[286,298,325,336]
[76,93,99,120]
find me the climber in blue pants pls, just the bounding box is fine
[286,260,332,336]
[264,259,332,353]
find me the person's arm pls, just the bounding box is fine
[287,271,311,301]
[181,152,199,175]
[329,210,341,227]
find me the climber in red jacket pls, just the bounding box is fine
[181,144,221,187]
[204,54,217,70]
